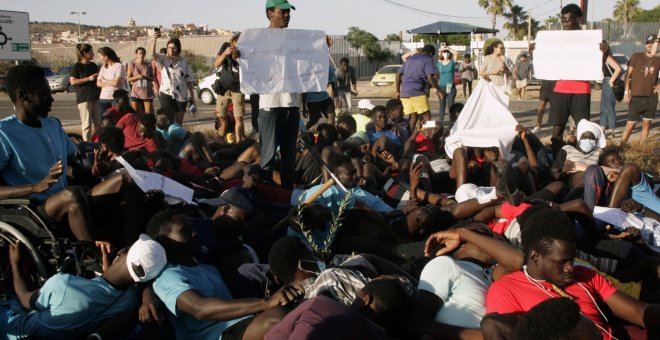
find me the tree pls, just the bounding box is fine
[385,33,401,42]
[542,14,561,30]
[520,18,541,40]
[631,5,660,22]
[479,0,513,30]
[181,50,211,80]
[613,0,642,37]
[503,5,528,40]
[346,27,395,69]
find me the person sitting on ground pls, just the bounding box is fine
[103,89,136,123]
[156,108,189,154]
[147,210,304,340]
[366,105,402,148]
[406,221,524,339]
[486,209,660,339]
[116,110,162,153]
[550,119,606,200]
[386,98,410,143]
[265,277,411,340]
[2,235,167,339]
[353,99,375,132]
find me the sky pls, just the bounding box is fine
[2,0,657,39]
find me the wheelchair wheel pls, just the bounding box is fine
[0,221,49,291]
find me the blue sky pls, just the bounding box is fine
[2,0,657,38]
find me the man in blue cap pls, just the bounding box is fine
[258,0,299,189]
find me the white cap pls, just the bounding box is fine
[126,234,167,283]
[455,184,497,204]
[357,99,375,110]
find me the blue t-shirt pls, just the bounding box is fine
[0,115,76,201]
[306,65,336,103]
[1,273,138,339]
[153,264,243,340]
[366,124,402,146]
[158,123,188,153]
[436,60,456,87]
[399,54,436,98]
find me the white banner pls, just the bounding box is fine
[237,28,329,95]
[533,30,603,81]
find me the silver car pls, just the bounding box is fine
[47,66,74,93]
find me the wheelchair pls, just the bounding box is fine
[0,198,102,291]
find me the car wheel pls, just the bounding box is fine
[199,89,215,105]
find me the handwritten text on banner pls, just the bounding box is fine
[237,28,329,94]
[533,30,603,81]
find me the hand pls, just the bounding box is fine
[606,170,620,183]
[515,124,527,140]
[302,109,309,119]
[624,92,631,104]
[95,241,113,273]
[528,42,536,52]
[379,150,395,164]
[431,87,438,96]
[611,226,641,240]
[326,35,333,47]
[88,73,98,82]
[653,84,659,94]
[608,79,615,88]
[34,161,63,192]
[395,91,400,99]
[562,160,576,174]
[620,199,643,213]
[266,284,304,308]
[91,149,111,177]
[9,240,25,268]
[139,287,164,323]
[155,31,162,39]
[425,229,463,257]
[409,163,423,200]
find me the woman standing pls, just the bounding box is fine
[460,53,476,98]
[69,44,100,141]
[436,47,457,124]
[96,47,126,115]
[480,41,511,95]
[127,47,155,115]
[151,33,195,125]
[599,44,622,139]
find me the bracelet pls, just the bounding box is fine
[88,333,102,340]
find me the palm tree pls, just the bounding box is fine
[479,0,514,30]
[521,18,541,40]
[503,5,528,40]
[613,0,641,38]
[542,14,560,30]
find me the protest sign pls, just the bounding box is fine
[533,30,602,81]
[116,156,194,204]
[237,28,329,94]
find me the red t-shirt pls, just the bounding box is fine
[487,267,617,339]
[488,202,531,234]
[553,80,591,94]
[414,133,436,153]
[116,113,159,153]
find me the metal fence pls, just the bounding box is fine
[328,35,402,79]
[592,21,660,57]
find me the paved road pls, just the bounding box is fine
[1,86,658,140]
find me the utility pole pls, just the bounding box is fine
[528,10,532,43]
[70,11,86,42]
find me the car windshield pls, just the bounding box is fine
[378,66,400,74]
[613,56,629,65]
[58,67,72,75]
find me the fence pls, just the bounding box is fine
[329,35,402,79]
[592,21,660,57]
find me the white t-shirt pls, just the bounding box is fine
[418,256,493,328]
[98,62,126,100]
[259,93,300,109]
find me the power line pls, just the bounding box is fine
[528,0,554,11]
[381,0,493,20]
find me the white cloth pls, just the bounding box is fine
[445,81,518,160]
[455,184,497,204]
[576,119,606,149]
[418,256,493,328]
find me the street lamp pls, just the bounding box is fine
[70,11,86,42]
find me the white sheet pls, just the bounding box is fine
[444,80,518,160]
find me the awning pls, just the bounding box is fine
[407,21,498,35]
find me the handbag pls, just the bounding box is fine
[606,63,625,102]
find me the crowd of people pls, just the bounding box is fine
[0,1,659,339]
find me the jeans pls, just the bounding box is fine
[599,77,616,130]
[98,99,113,116]
[337,90,353,112]
[438,85,457,124]
[462,79,473,97]
[258,107,300,188]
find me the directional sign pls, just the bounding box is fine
[0,10,31,60]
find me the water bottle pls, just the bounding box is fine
[190,103,198,116]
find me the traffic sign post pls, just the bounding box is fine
[0,10,31,61]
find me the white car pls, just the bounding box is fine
[197,69,220,105]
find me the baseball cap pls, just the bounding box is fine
[358,99,375,110]
[199,187,255,214]
[266,0,296,10]
[645,34,657,44]
[126,234,167,283]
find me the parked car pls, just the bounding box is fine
[47,66,74,93]
[371,64,400,87]
[197,69,220,105]
[612,53,629,79]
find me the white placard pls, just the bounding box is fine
[237,28,329,95]
[0,10,31,61]
[533,30,602,81]
[115,156,194,204]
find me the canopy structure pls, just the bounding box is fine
[407,21,498,35]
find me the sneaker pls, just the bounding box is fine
[605,129,615,140]
[495,161,522,206]
[531,125,541,134]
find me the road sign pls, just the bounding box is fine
[0,10,31,61]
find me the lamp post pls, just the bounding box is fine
[70,11,86,42]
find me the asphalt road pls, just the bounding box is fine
[0,83,658,140]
